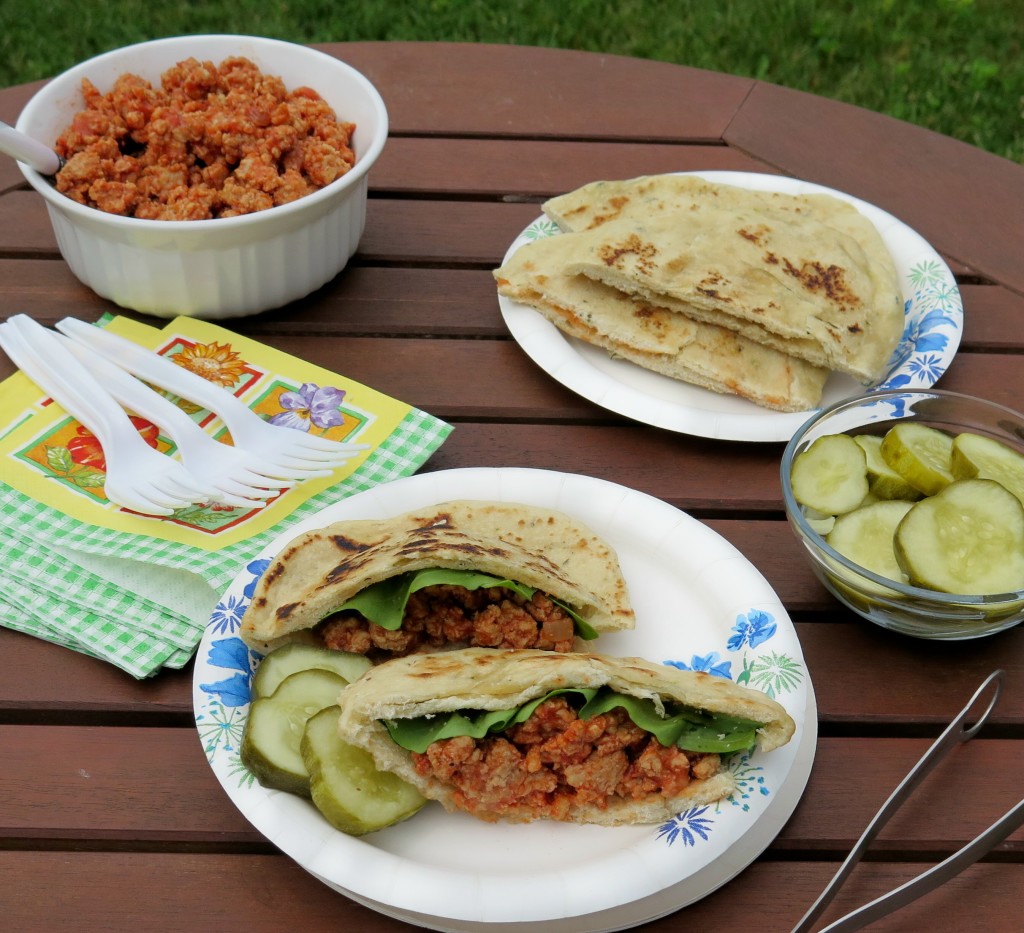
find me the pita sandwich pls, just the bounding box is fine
[544,175,904,383]
[494,230,829,413]
[239,500,635,659]
[336,647,797,826]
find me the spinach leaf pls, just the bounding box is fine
[336,568,598,639]
[385,686,761,755]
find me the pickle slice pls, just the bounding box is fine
[252,643,372,699]
[894,478,1024,594]
[240,669,348,796]
[827,499,915,584]
[790,434,869,515]
[302,706,426,836]
[880,423,954,495]
[804,507,836,536]
[854,434,923,501]
[950,432,1024,507]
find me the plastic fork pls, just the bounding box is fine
[56,317,366,481]
[0,315,213,516]
[58,334,291,510]
[792,669,1024,933]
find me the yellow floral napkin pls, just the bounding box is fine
[0,314,452,677]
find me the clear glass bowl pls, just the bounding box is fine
[781,389,1024,640]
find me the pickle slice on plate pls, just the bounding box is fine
[880,423,954,495]
[827,499,915,584]
[950,432,1024,507]
[240,668,348,795]
[894,478,1024,594]
[302,705,426,836]
[854,434,923,501]
[791,434,869,515]
[252,643,372,699]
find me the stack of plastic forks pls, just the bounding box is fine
[0,315,365,515]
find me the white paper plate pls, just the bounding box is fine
[497,170,964,443]
[193,468,817,931]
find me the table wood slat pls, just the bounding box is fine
[316,42,755,142]
[0,190,1008,292]
[1,265,1018,357]
[2,727,1021,854]
[1,852,1016,933]
[159,336,1024,423]
[1,619,1020,725]
[373,137,782,196]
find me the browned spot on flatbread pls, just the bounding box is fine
[780,257,860,310]
[276,601,301,621]
[738,224,770,246]
[329,533,376,554]
[597,233,658,275]
[415,510,454,528]
[587,196,632,229]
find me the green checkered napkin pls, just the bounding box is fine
[0,408,451,678]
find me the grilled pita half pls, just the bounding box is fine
[545,173,868,237]
[239,500,635,654]
[544,175,904,383]
[495,231,828,413]
[336,647,797,826]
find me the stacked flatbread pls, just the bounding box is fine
[494,174,905,414]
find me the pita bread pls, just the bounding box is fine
[544,175,904,383]
[336,647,796,825]
[239,500,635,654]
[494,230,828,413]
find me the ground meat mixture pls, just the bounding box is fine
[316,584,577,661]
[54,56,356,219]
[412,696,722,821]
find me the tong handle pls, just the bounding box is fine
[817,796,1024,932]
[792,669,1009,933]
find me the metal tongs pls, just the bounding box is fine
[793,669,1024,932]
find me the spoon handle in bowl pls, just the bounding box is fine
[0,120,62,175]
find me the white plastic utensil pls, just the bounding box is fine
[58,335,291,510]
[0,120,62,175]
[56,317,366,481]
[0,315,212,515]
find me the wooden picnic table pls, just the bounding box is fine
[0,41,1022,932]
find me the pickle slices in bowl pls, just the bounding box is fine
[240,644,425,834]
[791,424,1024,596]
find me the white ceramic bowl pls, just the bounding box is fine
[16,34,388,319]
[781,389,1024,640]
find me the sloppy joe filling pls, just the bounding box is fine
[54,56,356,219]
[316,583,576,661]
[411,696,722,821]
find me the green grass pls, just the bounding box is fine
[2,0,1021,162]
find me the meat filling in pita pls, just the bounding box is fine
[317,580,582,661]
[406,693,727,822]
[338,649,796,826]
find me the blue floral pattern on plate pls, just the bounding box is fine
[658,607,804,847]
[874,259,963,392]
